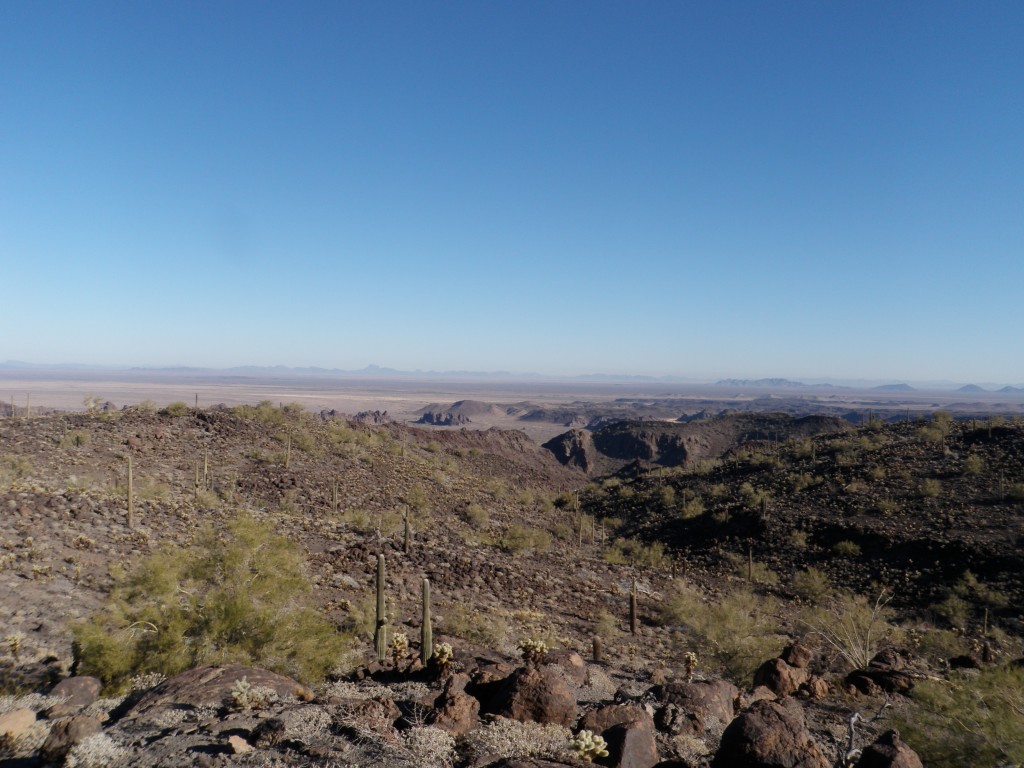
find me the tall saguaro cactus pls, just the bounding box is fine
[374,554,388,661]
[629,578,638,635]
[421,578,433,664]
[127,454,134,529]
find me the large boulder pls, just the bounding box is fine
[488,665,577,727]
[854,730,924,768]
[43,676,102,719]
[121,665,313,725]
[581,703,652,734]
[711,700,829,768]
[0,708,36,741]
[604,719,660,768]
[846,650,915,696]
[39,715,102,764]
[655,680,737,735]
[753,658,809,698]
[429,673,481,737]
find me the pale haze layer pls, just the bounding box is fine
[2,2,1022,383]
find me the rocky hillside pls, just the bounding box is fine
[0,405,1020,766]
[542,414,851,476]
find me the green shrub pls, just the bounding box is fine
[961,454,984,476]
[73,514,351,691]
[680,497,705,520]
[897,665,1024,768]
[602,538,667,568]
[160,401,190,417]
[791,567,831,604]
[499,524,552,555]
[800,590,897,670]
[920,478,942,498]
[463,504,489,529]
[442,604,508,647]
[832,540,861,558]
[659,580,787,684]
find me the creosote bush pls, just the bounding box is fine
[73,513,352,691]
[897,664,1024,768]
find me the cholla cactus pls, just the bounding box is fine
[228,676,279,711]
[684,651,698,682]
[389,631,409,668]
[568,729,609,762]
[517,637,548,667]
[5,632,24,662]
[433,641,454,677]
[229,677,254,710]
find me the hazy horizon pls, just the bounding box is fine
[3,3,1022,383]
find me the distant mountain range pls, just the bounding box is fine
[2,361,1023,392]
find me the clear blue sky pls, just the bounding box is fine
[2,1,1022,383]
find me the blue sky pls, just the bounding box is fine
[2,2,1022,383]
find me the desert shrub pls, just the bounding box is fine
[961,454,984,476]
[73,513,351,691]
[789,472,818,492]
[658,485,676,507]
[708,483,727,499]
[787,530,809,550]
[462,718,571,763]
[442,604,508,647]
[800,590,897,670]
[602,538,667,568]
[593,609,619,639]
[897,665,1024,768]
[0,454,32,485]
[931,571,1009,631]
[680,497,705,519]
[1007,483,1024,504]
[463,504,489,529]
[160,401,190,417]
[500,524,551,555]
[790,567,831,604]
[919,478,942,498]
[405,485,430,512]
[659,580,787,684]
[60,430,91,449]
[831,540,861,558]
[875,499,899,516]
[724,552,779,584]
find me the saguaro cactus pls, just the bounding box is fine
[629,578,638,635]
[127,454,134,529]
[421,578,433,664]
[374,554,388,661]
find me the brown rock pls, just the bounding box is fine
[40,715,102,764]
[655,679,738,734]
[711,700,829,768]
[228,734,253,754]
[800,676,830,700]
[543,649,588,686]
[753,658,809,698]
[429,674,481,737]
[0,708,36,741]
[122,664,309,725]
[490,665,577,727]
[43,676,102,719]
[780,643,814,669]
[605,718,660,768]
[854,730,924,768]
[581,703,652,734]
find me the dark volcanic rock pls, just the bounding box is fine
[487,665,577,727]
[711,700,829,768]
[854,730,924,768]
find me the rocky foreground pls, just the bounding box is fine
[1,638,925,768]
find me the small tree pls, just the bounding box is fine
[73,513,350,690]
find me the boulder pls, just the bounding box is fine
[121,664,312,725]
[753,658,809,698]
[0,708,36,741]
[429,673,481,737]
[43,676,102,719]
[846,650,915,696]
[604,718,660,768]
[489,665,577,727]
[780,643,814,669]
[581,703,652,734]
[543,649,588,686]
[711,700,829,768]
[655,680,737,735]
[854,730,924,768]
[39,715,102,764]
